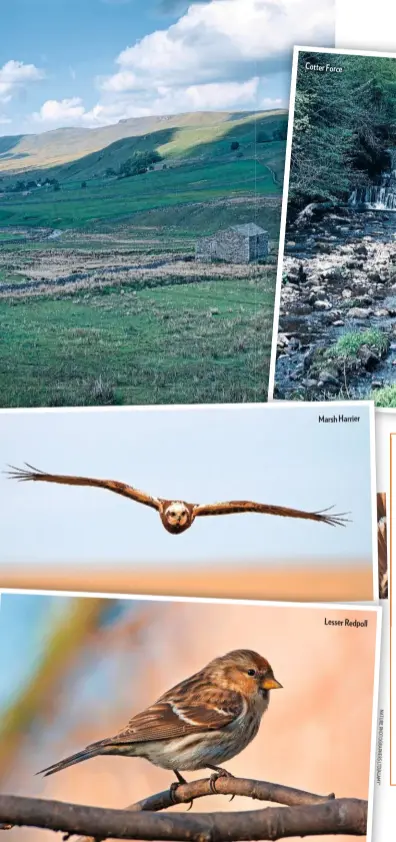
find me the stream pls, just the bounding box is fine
[274,201,396,400]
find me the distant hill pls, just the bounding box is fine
[0,110,287,177]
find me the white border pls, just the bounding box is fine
[267,45,396,403]
[0,400,379,600]
[0,586,382,842]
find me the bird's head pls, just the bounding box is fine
[208,649,282,701]
[162,501,192,534]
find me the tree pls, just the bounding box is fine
[288,51,396,208]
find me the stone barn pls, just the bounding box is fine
[195,223,269,264]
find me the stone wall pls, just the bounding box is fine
[249,233,269,261]
[195,229,269,264]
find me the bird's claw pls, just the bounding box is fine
[169,781,193,811]
[169,782,181,804]
[209,769,234,795]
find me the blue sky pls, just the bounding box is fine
[0,402,373,566]
[0,0,335,135]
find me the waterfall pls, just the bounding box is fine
[348,151,396,210]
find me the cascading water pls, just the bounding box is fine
[348,150,396,210]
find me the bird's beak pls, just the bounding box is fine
[261,675,283,690]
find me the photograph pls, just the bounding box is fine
[0,0,335,410]
[371,409,393,839]
[0,401,377,601]
[389,428,396,783]
[0,589,381,841]
[270,47,396,407]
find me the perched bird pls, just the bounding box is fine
[38,649,282,791]
[7,464,348,535]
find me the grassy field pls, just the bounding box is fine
[0,110,284,407]
[0,270,275,407]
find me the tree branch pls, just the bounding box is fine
[127,776,336,812]
[0,789,367,840]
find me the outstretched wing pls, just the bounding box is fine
[193,500,349,527]
[6,463,160,511]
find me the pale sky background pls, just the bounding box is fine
[0,402,374,565]
[0,0,335,134]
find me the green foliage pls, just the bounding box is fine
[373,384,396,407]
[290,51,396,205]
[326,328,389,361]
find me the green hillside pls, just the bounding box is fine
[0,109,287,175]
[0,110,286,232]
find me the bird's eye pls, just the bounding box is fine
[247,669,256,676]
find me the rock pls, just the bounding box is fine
[303,379,319,388]
[368,271,385,284]
[374,308,389,317]
[348,307,373,319]
[371,380,383,389]
[342,289,352,299]
[277,333,290,349]
[318,369,340,387]
[286,241,296,247]
[314,300,332,310]
[288,303,312,316]
[315,242,332,254]
[332,320,345,326]
[288,337,300,350]
[358,345,380,371]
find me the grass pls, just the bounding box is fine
[373,385,396,407]
[0,158,282,230]
[0,271,275,407]
[326,328,390,361]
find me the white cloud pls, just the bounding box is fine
[101,70,139,93]
[0,59,44,103]
[111,0,334,87]
[33,97,87,124]
[261,96,284,108]
[29,0,333,129]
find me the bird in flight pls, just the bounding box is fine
[38,649,282,791]
[7,463,349,535]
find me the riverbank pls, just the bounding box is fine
[274,205,396,405]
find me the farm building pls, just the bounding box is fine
[195,223,269,264]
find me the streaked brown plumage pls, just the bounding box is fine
[7,463,349,535]
[38,649,282,787]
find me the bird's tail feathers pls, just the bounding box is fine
[37,742,105,777]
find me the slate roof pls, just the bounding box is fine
[229,223,267,237]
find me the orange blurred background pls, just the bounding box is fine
[0,594,379,842]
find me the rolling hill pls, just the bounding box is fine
[0,109,287,179]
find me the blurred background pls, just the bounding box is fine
[0,591,378,842]
[0,402,375,601]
